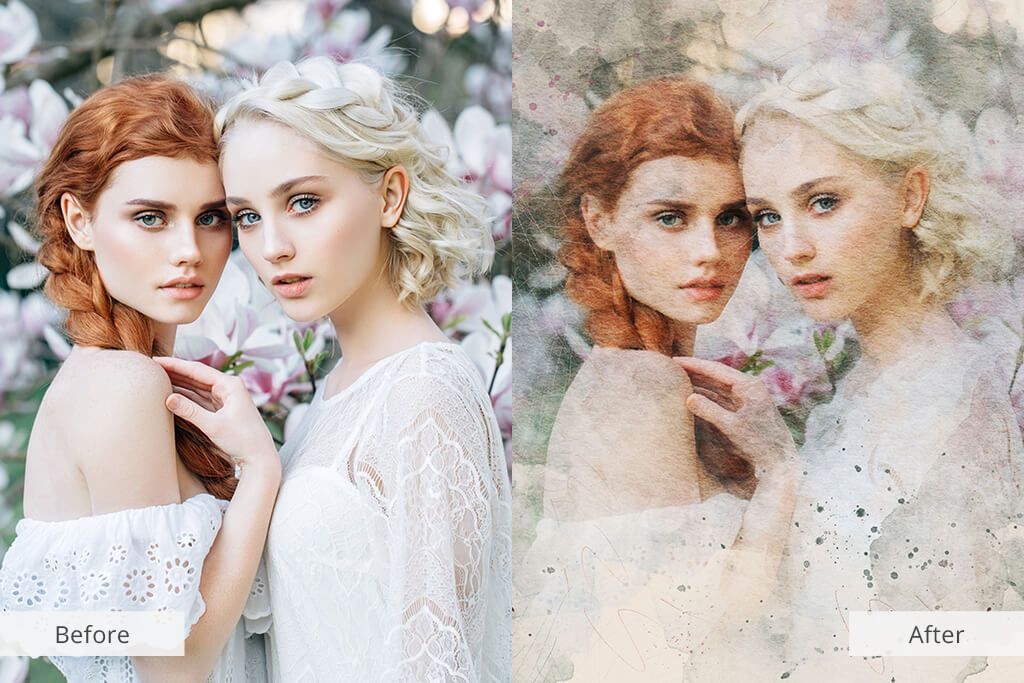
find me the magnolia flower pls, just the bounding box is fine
[0,291,42,395]
[432,274,511,338]
[303,8,405,73]
[0,0,38,67]
[421,105,512,242]
[0,80,69,197]
[176,252,333,411]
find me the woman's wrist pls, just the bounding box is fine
[235,449,282,483]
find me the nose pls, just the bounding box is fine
[689,216,721,267]
[170,225,201,267]
[261,220,295,264]
[781,220,816,264]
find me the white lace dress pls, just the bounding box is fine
[749,336,1024,681]
[259,341,512,682]
[513,494,746,682]
[0,493,270,682]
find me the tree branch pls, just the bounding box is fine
[6,0,257,88]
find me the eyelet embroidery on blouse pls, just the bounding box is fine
[146,542,161,563]
[10,571,46,607]
[51,578,70,608]
[43,552,60,573]
[250,572,266,599]
[123,568,156,604]
[108,544,128,564]
[79,570,110,603]
[65,549,91,571]
[163,557,195,595]
[176,532,198,549]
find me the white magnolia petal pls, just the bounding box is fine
[7,220,39,254]
[420,109,459,173]
[6,260,46,289]
[0,1,39,66]
[453,105,496,176]
[42,324,71,361]
[492,275,512,318]
[174,334,221,361]
[27,79,69,152]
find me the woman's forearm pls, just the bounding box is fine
[134,454,281,682]
[716,457,798,617]
[733,457,798,567]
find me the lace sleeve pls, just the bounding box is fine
[378,370,509,682]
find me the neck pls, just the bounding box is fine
[850,291,960,365]
[327,272,442,367]
[154,322,176,356]
[669,320,697,356]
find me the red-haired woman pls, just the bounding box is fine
[0,76,276,682]
[514,76,798,680]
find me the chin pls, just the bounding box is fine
[797,299,849,323]
[664,302,726,326]
[277,299,329,324]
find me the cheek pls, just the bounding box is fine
[94,227,150,281]
[199,230,232,264]
[719,230,752,274]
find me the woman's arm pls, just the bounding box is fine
[382,371,510,681]
[72,352,278,682]
[675,357,799,592]
[137,356,280,683]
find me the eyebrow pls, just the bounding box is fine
[647,199,748,213]
[226,175,328,207]
[747,176,843,207]
[124,199,227,212]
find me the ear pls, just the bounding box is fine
[60,192,94,251]
[581,194,614,250]
[379,165,410,229]
[899,166,929,229]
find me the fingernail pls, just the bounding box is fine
[167,395,179,410]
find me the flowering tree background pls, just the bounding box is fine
[512,0,1024,563]
[0,1,508,678]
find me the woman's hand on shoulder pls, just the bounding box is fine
[153,356,279,477]
[674,356,798,479]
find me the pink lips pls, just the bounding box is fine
[680,277,725,302]
[159,276,204,301]
[791,273,832,298]
[271,273,313,298]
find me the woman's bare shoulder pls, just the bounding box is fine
[566,347,692,408]
[52,349,175,453]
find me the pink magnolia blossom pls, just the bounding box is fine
[421,106,512,243]
[0,80,69,198]
[0,0,38,67]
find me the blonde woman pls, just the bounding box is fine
[158,57,511,681]
[686,61,1024,681]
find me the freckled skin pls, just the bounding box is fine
[87,156,232,325]
[593,155,752,325]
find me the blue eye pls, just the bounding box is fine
[290,195,319,214]
[716,212,745,228]
[810,195,839,213]
[754,210,781,228]
[233,210,261,230]
[196,211,228,229]
[656,213,682,228]
[135,213,165,229]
